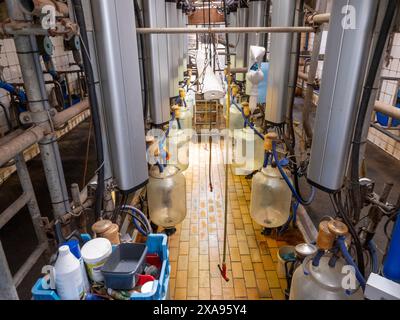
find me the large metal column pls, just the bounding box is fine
[248,0,266,47]
[229,10,238,68]
[144,0,172,125]
[265,0,296,125]
[177,2,185,82]
[166,0,180,98]
[81,0,113,184]
[307,0,379,192]
[91,0,148,193]
[182,10,188,75]
[236,4,249,81]
[6,0,71,218]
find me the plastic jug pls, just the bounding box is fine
[179,106,193,131]
[166,129,190,172]
[250,166,292,228]
[54,246,85,300]
[148,165,187,229]
[230,104,245,133]
[233,127,264,172]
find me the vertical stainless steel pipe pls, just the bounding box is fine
[6,0,71,218]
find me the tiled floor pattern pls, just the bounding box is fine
[168,142,303,300]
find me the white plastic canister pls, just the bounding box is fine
[81,238,112,283]
[54,246,84,300]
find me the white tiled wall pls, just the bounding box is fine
[300,30,400,161]
[369,33,400,160]
[0,36,79,136]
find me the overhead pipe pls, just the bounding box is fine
[136,26,315,34]
[6,0,72,219]
[0,98,91,168]
[52,98,90,128]
[307,13,330,25]
[0,126,45,167]
[0,20,78,37]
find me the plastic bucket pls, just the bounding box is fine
[277,246,296,279]
[81,238,112,283]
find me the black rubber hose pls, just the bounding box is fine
[350,0,398,223]
[288,0,304,151]
[133,0,149,120]
[335,192,366,277]
[72,0,105,221]
[285,0,314,207]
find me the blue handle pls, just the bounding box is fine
[337,236,366,290]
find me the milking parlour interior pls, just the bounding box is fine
[0,0,399,304]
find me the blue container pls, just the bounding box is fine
[32,234,170,300]
[383,217,400,283]
[258,62,270,104]
[377,91,400,127]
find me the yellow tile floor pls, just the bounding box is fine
[168,142,303,300]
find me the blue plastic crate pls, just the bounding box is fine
[32,233,170,301]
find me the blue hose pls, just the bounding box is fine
[232,101,265,140]
[122,205,152,236]
[272,142,316,205]
[0,81,27,113]
[156,161,164,174]
[263,152,270,169]
[312,250,325,267]
[337,236,367,290]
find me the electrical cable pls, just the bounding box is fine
[350,0,398,223]
[82,117,92,189]
[72,0,105,221]
[334,191,366,277]
[122,205,152,236]
[133,0,149,119]
[272,142,316,206]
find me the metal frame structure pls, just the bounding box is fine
[0,0,88,300]
[0,154,49,300]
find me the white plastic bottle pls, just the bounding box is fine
[55,246,85,300]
